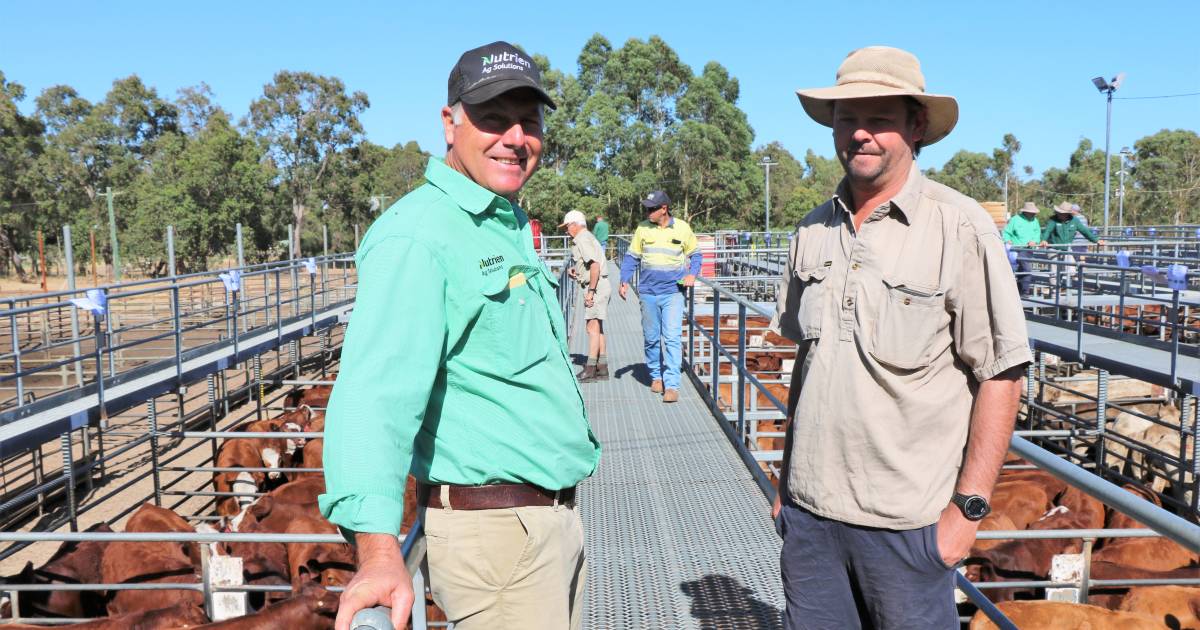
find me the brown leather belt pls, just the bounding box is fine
[418,482,576,510]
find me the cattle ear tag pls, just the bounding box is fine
[507,272,528,289]
[823,261,832,267]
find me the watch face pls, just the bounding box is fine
[964,496,989,520]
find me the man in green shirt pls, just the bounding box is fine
[1041,201,1103,286]
[593,214,610,255]
[1002,202,1041,296]
[321,41,600,630]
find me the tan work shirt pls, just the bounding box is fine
[771,164,1032,529]
[570,228,608,288]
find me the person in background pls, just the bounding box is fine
[530,217,544,253]
[1001,202,1041,296]
[1041,201,1103,285]
[562,210,611,382]
[321,41,599,630]
[619,190,701,404]
[593,214,610,257]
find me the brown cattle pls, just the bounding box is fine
[1093,535,1199,572]
[1118,586,1200,630]
[969,600,1161,629]
[1107,484,1161,534]
[988,481,1051,530]
[213,433,288,516]
[1,522,112,618]
[971,513,1017,551]
[1087,562,1200,609]
[192,585,336,630]
[284,516,355,591]
[1,602,208,629]
[101,506,204,615]
[268,475,325,506]
[298,438,323,478]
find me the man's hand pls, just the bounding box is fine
[1039,240,1048,247]
[567,268,577,279]
[681,274,696,288]
[584,291,595,308]
[935,503,979,569]
[619,283,629,300]
[1097,239,1106,247]
[334,533,415,630]
[1026,241,1035,247]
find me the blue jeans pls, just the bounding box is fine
[639,291,684,390]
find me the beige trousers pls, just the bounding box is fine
[424,499,586,630]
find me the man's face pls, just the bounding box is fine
[443,89,543,197]
[646,205,668,223]
[832,96,925,187]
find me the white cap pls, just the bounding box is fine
[558,210,587,227]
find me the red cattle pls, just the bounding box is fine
[1,522,112,618]
[1093,535,1199,572]
[969,600,1160,629]
[284,516,356,591]
[988,480,1051,531]
[2,602,208,629]
[191,585,336,630]
[213,434,288,517]
[101,505,205,616]
[1118,585,1200,629]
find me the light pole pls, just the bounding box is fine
[760,155,778,236]
[1118,146,1133,228]
[1092,72,1125,234]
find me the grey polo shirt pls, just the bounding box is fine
[771,164,1032,529]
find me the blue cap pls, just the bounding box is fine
[640,190,671,208]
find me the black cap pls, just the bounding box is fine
[641,190,671,208]
[447,41,557,110]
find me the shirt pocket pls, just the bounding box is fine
[480,267,551,375]
[795,265,828,341]
[870,277,946,370]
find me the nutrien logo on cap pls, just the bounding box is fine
[480,51,531,75]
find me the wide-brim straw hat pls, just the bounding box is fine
[1054,201,1074,214]
[796,46,959,146]
[1020,202,1039,214]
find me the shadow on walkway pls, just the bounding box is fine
[681,574,784,630]
[613,362,652,386]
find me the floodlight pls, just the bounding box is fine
[1092,76,1110,92]
[1110,72,1126,90]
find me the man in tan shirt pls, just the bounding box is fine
[770,46,1031,629]
[561,210,611,381]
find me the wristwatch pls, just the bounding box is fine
[951,492,991,521]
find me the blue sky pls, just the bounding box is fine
[2,0,1197,179]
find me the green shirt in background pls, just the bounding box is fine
[1042,216,1099,246]
[593,219,610,243]
[319,158,601,537]
[1001,214,1041,246]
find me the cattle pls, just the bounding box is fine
[1092,535,1199,572]
[1,602,208,629]
[283,516,355,591]
[969,600,1161,629]
[191,585,336,630]
[1,522,111,618]
[988,480,1051,531]
[1087,561,1200,610]
[101,505,205,616]
[298,438,323,478]
[213,434,287,517]
[971,513,1017,551]
[1106,484,1160,535]
[1118,586,1200,630]
[1042,376,1165,406]
[284,383,335,411]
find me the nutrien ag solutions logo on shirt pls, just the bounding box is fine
[479,254,505,276]
[481,51,531,75]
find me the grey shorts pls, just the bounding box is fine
[582,279,611,321]
[778,502,957,630]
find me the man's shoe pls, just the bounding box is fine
[663,389,679,403]
[596,362,610,380]
[650,379,664,394]
[577,365,597,382]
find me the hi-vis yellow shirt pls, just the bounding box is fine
[319,158,601,537]
[620,217,702,295]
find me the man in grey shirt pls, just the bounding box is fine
[771,46,1031,629]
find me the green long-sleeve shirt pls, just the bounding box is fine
[1041,216,1099,246]
[319,158,601,537]
[1001,214,1041,246]
[593,219,610,243]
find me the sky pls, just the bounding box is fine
[2,0,1198,180]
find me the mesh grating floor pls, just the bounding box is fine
[573,266,784,630]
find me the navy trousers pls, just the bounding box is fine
[778,502,957,630]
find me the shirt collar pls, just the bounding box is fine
[424,157,512,216]
[831,162,924,223]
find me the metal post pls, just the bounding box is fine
[200,541,214,620]
[235,223,245,269]
[736,303,747,440]
[1118,150,1128,227]
[288,225,298,318]
[1189,396,1199,514]
[60,432,77,531]
[166,226,176,277]
[760,157,777,236]
[104,187,122,282]
[64,226,84,387]
[253,355,263,421]
[1102,91,1113,233]
[37,231,46,292]
[31,448,45,515]
[10,310,24,407]
[354,224,360,250]
[687,287,695,369]
[1094,370,1108,470]
[148,398,162,506]
[711,293,721,414]
[207,374,219,462]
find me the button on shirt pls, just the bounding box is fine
[319,158,601,536]
[771,164,1032,529]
